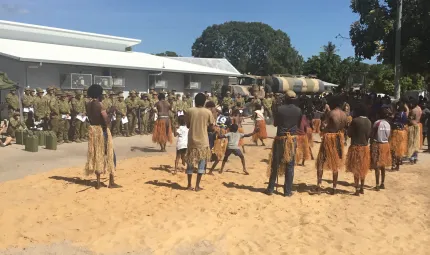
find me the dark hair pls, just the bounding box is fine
[195,93,206,107]
[87,84,103,99]
[205,101,215,108]
[354,103,368,117]
[178,115,186,126]
[255,104,261,110]
[328,96,343,109]
[409,97,418,108]
[230,123,239,132]
[158,93,166,101]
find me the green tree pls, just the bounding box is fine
[154,51,180,57]
[192,21,303,75]
[349,0,430,76]
[303,42,342,84]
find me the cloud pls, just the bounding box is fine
[0,3,29,14]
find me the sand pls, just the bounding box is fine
[1,128,430,254]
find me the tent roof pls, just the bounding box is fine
[0,38,240,76]
[0,71,16,90]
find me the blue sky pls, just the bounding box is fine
[0,0,361,61]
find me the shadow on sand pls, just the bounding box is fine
[49,176,109,192]
[145,180,186,190]
[130,146,161,153]
[150,165,174,173]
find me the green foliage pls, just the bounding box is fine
[191,21,303,75]
[154,51,180,57]
[349,0,430,75]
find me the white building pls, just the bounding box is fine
[0,20,240,101]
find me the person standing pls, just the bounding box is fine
[221,91,234,109]
[266,91,302,197]
[209,92,218,106]
[84,84,119,189]
[114,93,128,137]
[22,88,35,128]
[407,98,422,164]
[33,88,49,130]
[152,93,173,152]
[262,93,273,120]
[252,104,267,146]
[139,93,151,135]
[0,112,26,147]
[71,90,86,142]
[371,106,392,191]
[185,93,215,191]
[58,93,71,144]
[49,90,60,136]
[126,90,139,136]
[346,104,372,196]
[315,96,348,194]
[5,88,19,118]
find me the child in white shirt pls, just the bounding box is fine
[174,115,188,174]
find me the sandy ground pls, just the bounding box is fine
[0,122,429,255]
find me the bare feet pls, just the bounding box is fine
[108,183,122,189]
[359,188,364,194]
[331,188,337,195]
[379,183,385,189]
[243,170,250,175]
[195,187,204,192]
[187,186,194,191]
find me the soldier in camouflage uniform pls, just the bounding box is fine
[0,112,26,147]
[250,93,262,113]
[139,93,151,135]
[22,87,35,128]
[222,91,234,109]
[5,88,19,118]
[49,90,61,139]
[33,88,50,130]
[58,93,71,144]
[168,95,176,128]
[262,92,274,119]
[235,94,245,109]
[71,90,86,142]
[209,92,218,106]
[114,93,128,137]
[148,91,158,133]
[126,90,139,136]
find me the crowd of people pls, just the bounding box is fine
[2,84,428,196]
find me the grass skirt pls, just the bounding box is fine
[152,118,173,145]
[312,119,321,133]
[213,127,228,160]
[346,145,370,178]
[238,127,245,147]
[407,124,420,157]
[295,134,311,163]
[370,142,392,169]
[316,132,345,172]
[267,134,296,177]
[306,127,313,147]
[418,123,423,149]
[85,126,115,176]
[185,147,211,166]
[252,120,267,142]
[390,129,407,158]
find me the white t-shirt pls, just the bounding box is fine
[176,126,189,150]
[255,109,265,121]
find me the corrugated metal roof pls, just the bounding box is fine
[168,57,240,75]
[0,38,239,76]
[0,20,140,51]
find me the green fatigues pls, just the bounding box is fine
[58,99,71,143]
[263,98,273,118]
[49,97,60,136]
[71,97,86,142]
[5,93,19,118]
[169,100,176,128]
[250,98,262,113]
[209,96,218,105]
[139,100,151,134]
[7,117,26,138]
[126,98,139,136]
[33,96,50,131]
[114,100,128,136]
[22,94,34,128]
[83,98,90,140]
[222,97,234,109]
[236,98,245,108]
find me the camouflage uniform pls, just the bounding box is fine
[139,94,151,134]
[148,93,158,133]
[114,93,128,136]
[222,93,234,109]
[71,90,86,142]
[126,90,139,136]
[236,96,245,108]
[168,96,176,128]
[5,89,19,118]
[262,97,273,118]
[33,88,50,131]
[82,89,89,141]
[210,95,218,105]
[49,91,60,137]
[58,94,71,143]
[7,113,26,138]
[22,88,35,128]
